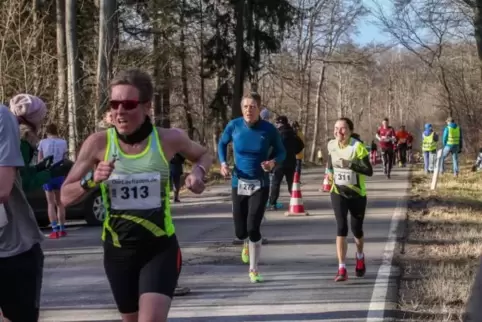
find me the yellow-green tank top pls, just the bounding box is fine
[100,127,175,247]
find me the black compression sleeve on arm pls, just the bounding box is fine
[350,156,373,177]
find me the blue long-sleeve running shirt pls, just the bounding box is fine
[218,117,286,188]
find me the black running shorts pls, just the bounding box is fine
[103,235,182,314]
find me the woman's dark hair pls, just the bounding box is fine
[17,116,37,132]
[337,117,354,131]
[45,123,58,136]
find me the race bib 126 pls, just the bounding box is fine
[108,172,162,210]
[237,179,261,196]
[334,168,357,186]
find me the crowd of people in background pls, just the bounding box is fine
[367,116,463,178]
[420,117,463,177]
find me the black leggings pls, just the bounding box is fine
[330,193,367,238]
[381,148,394,174]
[295,159,302,174]
[232,187,270,242]
[0,243,44,322]
[269,166,295,205]
[103,235,182,314]
[398,143,407,164]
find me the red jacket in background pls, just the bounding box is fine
[377,126,396,149]
[406,133,413,146]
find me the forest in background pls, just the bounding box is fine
[0,0,481,160]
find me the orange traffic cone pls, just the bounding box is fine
[285,171,309,216]
[322,173,332,192]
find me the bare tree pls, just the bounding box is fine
[56,0,67,128]
[66,0,80,159]
[95,0,117,128]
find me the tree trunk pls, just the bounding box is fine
[232,0,245,119]
[151,0,170,128]
[387,69,393,119]
[32,0,41,94]
[212,75,222,156]
[55,0,67,131]
[95,0,117,129]
[301,60,312,143]
[336,67,343,118]
[310,62,326,162]
[66,0,79,160]
[199,0,206,143]
[473,0,482,83]
[367,76,372,132]
[160,58,171,128]
[180,0,194,138]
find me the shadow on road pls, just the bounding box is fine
[167,309,399,321]
[41,309,399,322]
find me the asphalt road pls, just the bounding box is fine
[38,166,410,322]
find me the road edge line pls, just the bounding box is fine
[366,170,410,321]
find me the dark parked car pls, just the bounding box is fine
[26,160,105,227]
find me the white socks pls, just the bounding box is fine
[249,240,262,271]
[339,263,346,269]
[356,252,364,259]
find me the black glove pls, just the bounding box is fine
[472,165,477,172]
[50,159,73,178]
[35,155,54,172]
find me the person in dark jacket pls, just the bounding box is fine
[170,153,185,202]
[267,116,304,210]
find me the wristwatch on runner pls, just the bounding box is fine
[80,170,97,191]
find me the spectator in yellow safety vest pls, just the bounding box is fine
[441,117,462,176]
[421,123,438,173]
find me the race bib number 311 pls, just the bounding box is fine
[334,168,357,186]
[108,172,162,210]
[237,179,261,196]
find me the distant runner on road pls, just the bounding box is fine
[60,69,212,322]
[218,92,286,283]
[395,125,410,167]
[326,117,373,282]
[38,123,68,239]
[376,117,396,178]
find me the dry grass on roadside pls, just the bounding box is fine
[396,165,482,321]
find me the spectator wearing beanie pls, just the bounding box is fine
[0,94,50,322]
[9,94,68,192]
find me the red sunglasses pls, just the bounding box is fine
[109,100,143,111]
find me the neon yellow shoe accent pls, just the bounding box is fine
[241,245,249,264]
[249,270,264,283]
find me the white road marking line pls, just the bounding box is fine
[39,303,369,321]
[366,195,408,321]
